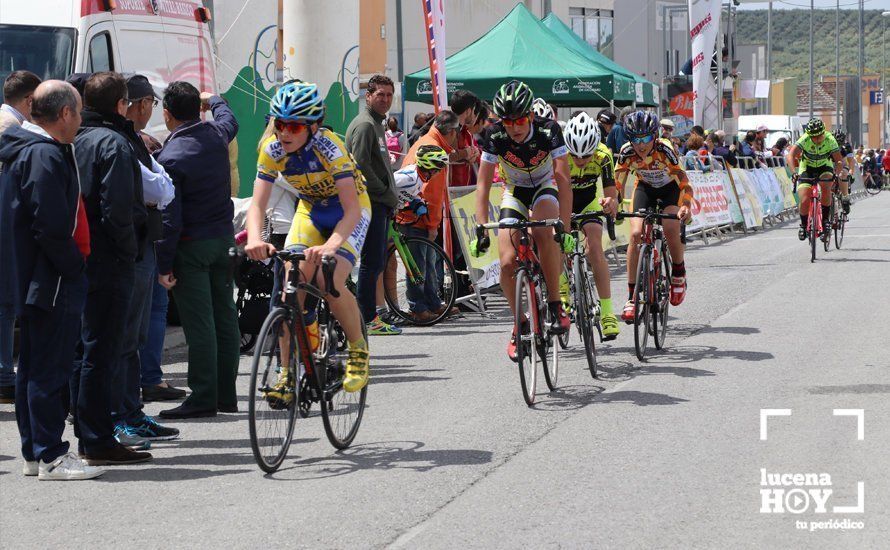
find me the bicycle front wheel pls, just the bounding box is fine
[316,299,367,449]
[633,248,651,361]
[809,201,818,263]
[515,269,538,406]
[383,236,457,326]
[248,307,299,473]
[653,246,671,351]
[572,257,597,378]
[823,201,833,252]
[865,175,881,196]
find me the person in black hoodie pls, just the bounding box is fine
[0,80,104,479]
[155,81,240,419]
[71,71,151,466]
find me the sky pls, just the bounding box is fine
[737,0,890,10]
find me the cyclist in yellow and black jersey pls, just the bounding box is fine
[244,81,370,393]
[562,111,620,340]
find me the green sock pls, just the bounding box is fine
[349,338,367,350]
[600,298,613,317]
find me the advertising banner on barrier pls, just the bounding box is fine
[728,169,762,228]
[772,166,798,208]
[719,171,744,224]
[687,171,733,230]
[752,168,784,217]
[448,187,501,289]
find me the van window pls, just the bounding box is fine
[88,33,113,72]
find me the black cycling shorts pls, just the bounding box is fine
[798,165,834,184]
[631,183,681,212]
[571,185,603,224]
[499,182,559,222]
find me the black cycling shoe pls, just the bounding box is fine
[798,226,807,241]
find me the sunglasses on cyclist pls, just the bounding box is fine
[274,119,309,134]
[630,134,655,144]
[501,114,531,127]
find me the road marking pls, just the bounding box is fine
[760,409,792,440]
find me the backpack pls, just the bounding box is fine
[386,131,403,165]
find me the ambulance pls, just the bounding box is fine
[0,0,218,134]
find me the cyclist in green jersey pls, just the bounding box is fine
[785,118,849,241]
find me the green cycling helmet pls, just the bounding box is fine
[805,118,825,137]
[415,144,449,172]
[493,80,534,119]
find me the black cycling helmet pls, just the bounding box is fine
[623,110,658,138]
[596,109,617,125]
[833,129,847,143]
[805,118,825,137]
[493,80,534,119]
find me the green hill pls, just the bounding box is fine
[735,9,886,80]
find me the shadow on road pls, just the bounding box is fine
[670,324,761,337]
[98,466,253,482]
[605,344,773,364]
[271,440,493,480]
[807,384,890,395]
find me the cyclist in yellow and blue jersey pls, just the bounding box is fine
[244,81,371,393]
[562,111,620,340]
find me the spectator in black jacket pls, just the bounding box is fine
[0,80,104,479]
[155,81,240,419]
[72,71,151,466]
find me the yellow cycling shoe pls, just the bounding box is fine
[343,342,370,393]
[265,370,295,409]
[601,313,620,341]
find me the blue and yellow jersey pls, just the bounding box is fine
[256,128,366,202]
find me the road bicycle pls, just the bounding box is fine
[862,171,882,196]
[564,211,616,378]
[235,249,367,473]
[382,216,457,326]
[796,175,834,262]
[618,208,685,361]
[827,176,850,250]
[477,219,563,406]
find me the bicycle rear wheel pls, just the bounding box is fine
[653,246,671,350]
[823,201,833,252]
[515,269,538,406]
[633,248,651,361]
[865,175,881,196]
[809,202,818,263]
[572,257,597,378]
[834,206,846,249]
[383,236,457,326]
[248,307,299,473]
[542,306,559,392]
[316,298,367,449]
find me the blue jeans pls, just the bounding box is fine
[16,274,87,463]
[111,247,155,424]
[402,225,443,314]
[356,201,391,324]
[0,303,14,386]
[72,260,135,453]
[139,267,168,387]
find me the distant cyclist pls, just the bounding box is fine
[471,80,573,361]
[785,118,849,241]
[614,111,693,323]
[562,111,620,340]
[244,81,371,393]
[532,97,556,121]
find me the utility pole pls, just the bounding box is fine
[836,0,840,130]
[858,0,864,146]
[809,0,814,118]
[766,1,772,81]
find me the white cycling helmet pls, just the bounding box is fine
[563,112,601,157]
[532,98,555,120]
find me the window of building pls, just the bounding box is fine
[569,8,614,59]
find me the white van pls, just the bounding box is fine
[0,0,218,135]
[737,115,804,150]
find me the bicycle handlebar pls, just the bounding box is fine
[616,210,681,222]
[228,247,340,298]
[477,218,564,233]
[571,211,616,242]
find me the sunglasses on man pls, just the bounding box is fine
[501,114,531,127]
[630,134,655,144]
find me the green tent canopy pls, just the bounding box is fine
[541,13,659,107]
[404,3,636,107]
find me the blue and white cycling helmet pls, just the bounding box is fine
[269,81,325,122]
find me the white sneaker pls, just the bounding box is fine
[23,460,38,476]
[38,452,105,481]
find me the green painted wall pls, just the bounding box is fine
[221,71,358,198]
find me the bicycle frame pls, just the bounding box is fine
[387,221,424,285]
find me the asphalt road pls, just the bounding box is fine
[2,193,889,549]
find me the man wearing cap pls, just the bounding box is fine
[711,129,738,168]
[108,74,182,444]
[755,124,768,152]
[659,119,676,151]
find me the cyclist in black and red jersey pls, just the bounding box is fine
[470,80,573,362]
